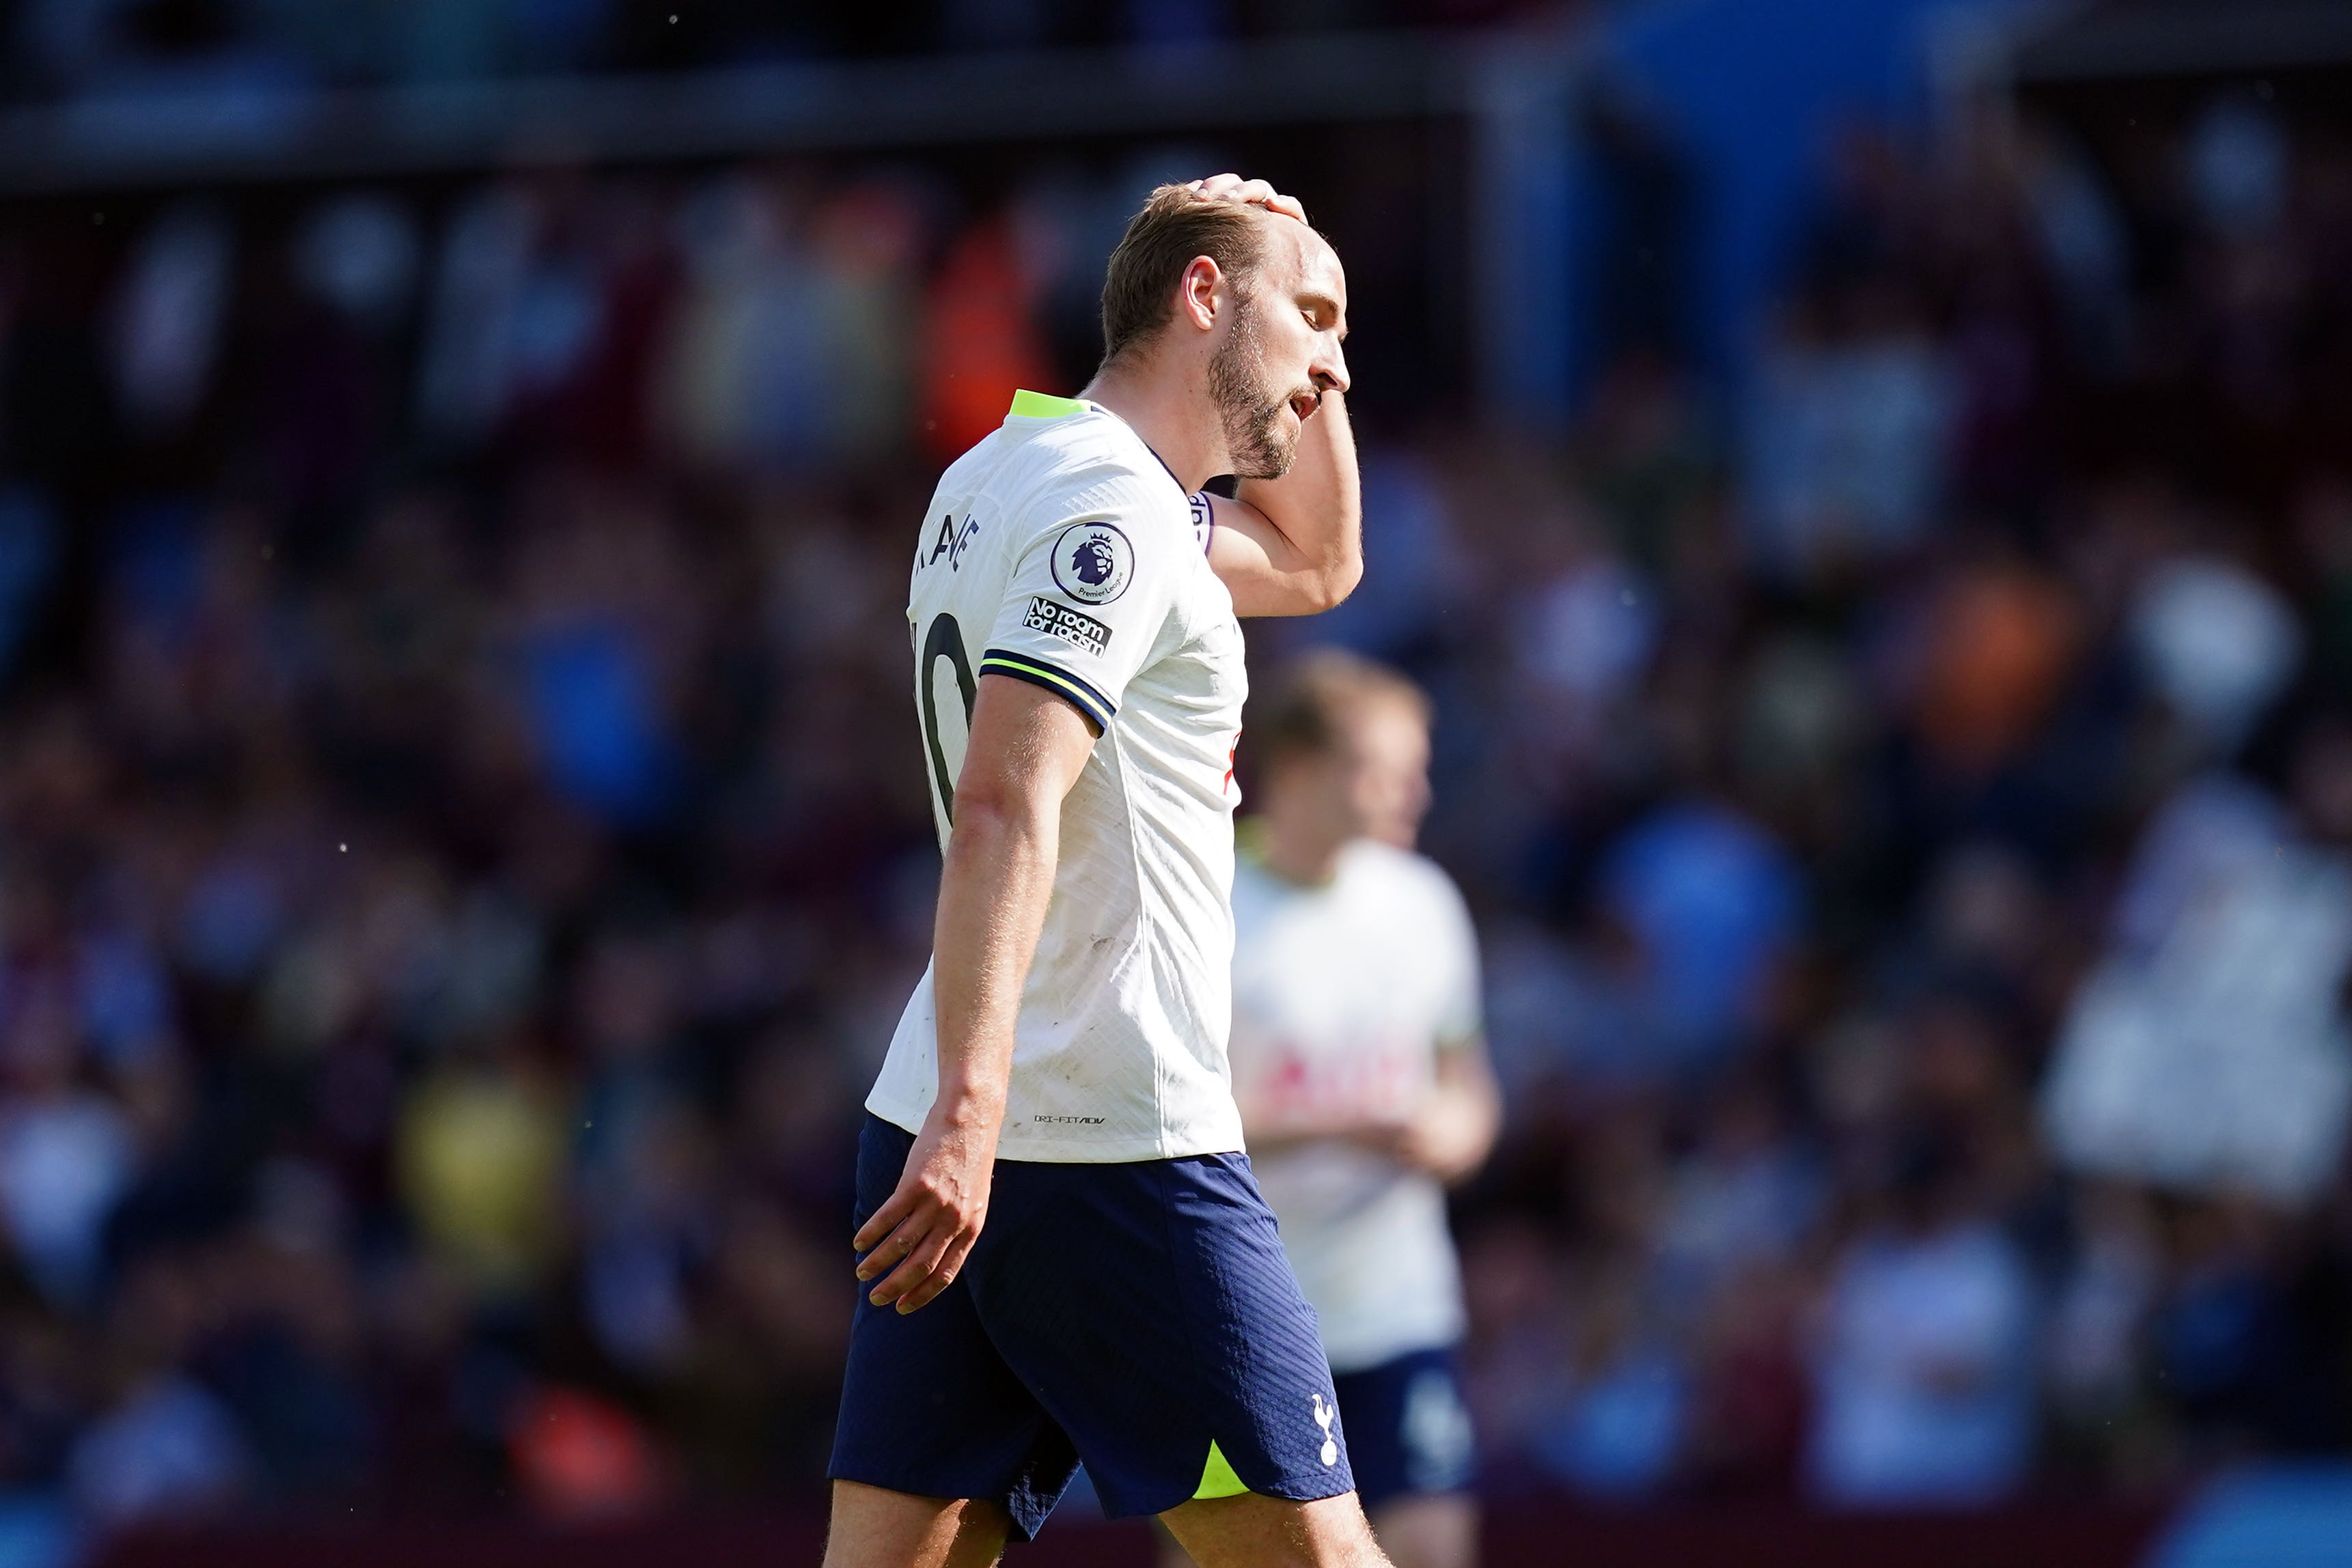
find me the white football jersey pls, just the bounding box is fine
[867,391,1248,1162]
[1229,840,1482,1369]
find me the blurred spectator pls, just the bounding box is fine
[1653,1082,1824,1317]
[1908,557,2081,778]
[917,216,1055,463]
[68,1375,249,1525]
[0,1001,137,1308]
[1527,1259,1687,1498]
[2044,774,2352,1203]
[396,1044,569,1300]
[107,203,234,436]
[1595,800,1800,1067]
[507,1385,667,1522]
[2129,555,2301,757]
[1805,1139,2036,1506]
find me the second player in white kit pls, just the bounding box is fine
[1234,839,1480,1368]
[1224,652,1499,1568]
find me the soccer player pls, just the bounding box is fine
[825,176,1385,1568]
[1216,652,1497,1568]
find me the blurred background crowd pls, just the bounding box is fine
[2,0,1520,91]
[0,0,2347,1553]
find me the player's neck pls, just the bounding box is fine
[1082,356,1226,494]
[1259,824,1347,888]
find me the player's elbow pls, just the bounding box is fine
[1301,554,1363,614]
[947,772,1060,848]
[1248,558,1360,618]
[949,782,1029,837]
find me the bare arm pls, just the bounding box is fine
[853,675,1094,1312]
[1207,389,1362,617]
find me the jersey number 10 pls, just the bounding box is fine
[921,613,976,826]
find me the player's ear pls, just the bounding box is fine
[1179,256,1221,332]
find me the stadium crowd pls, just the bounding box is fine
[0,79,2347,1535]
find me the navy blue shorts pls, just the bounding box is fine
[829,1115,1355,1539]
[1330,1346,1476,1511]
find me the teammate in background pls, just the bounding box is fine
[827,176,1391,1568]
[1215,652,1498,1568]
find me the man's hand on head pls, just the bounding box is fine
[1187,173,1308,226]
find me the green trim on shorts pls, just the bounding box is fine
[1193,1440,1249,1500]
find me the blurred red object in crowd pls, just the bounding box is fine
[508,1386,670,1523]
[919,216,1057,462]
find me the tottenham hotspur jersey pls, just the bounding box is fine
[867,390,1249,1162]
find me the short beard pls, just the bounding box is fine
[1207,297,1299,480]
